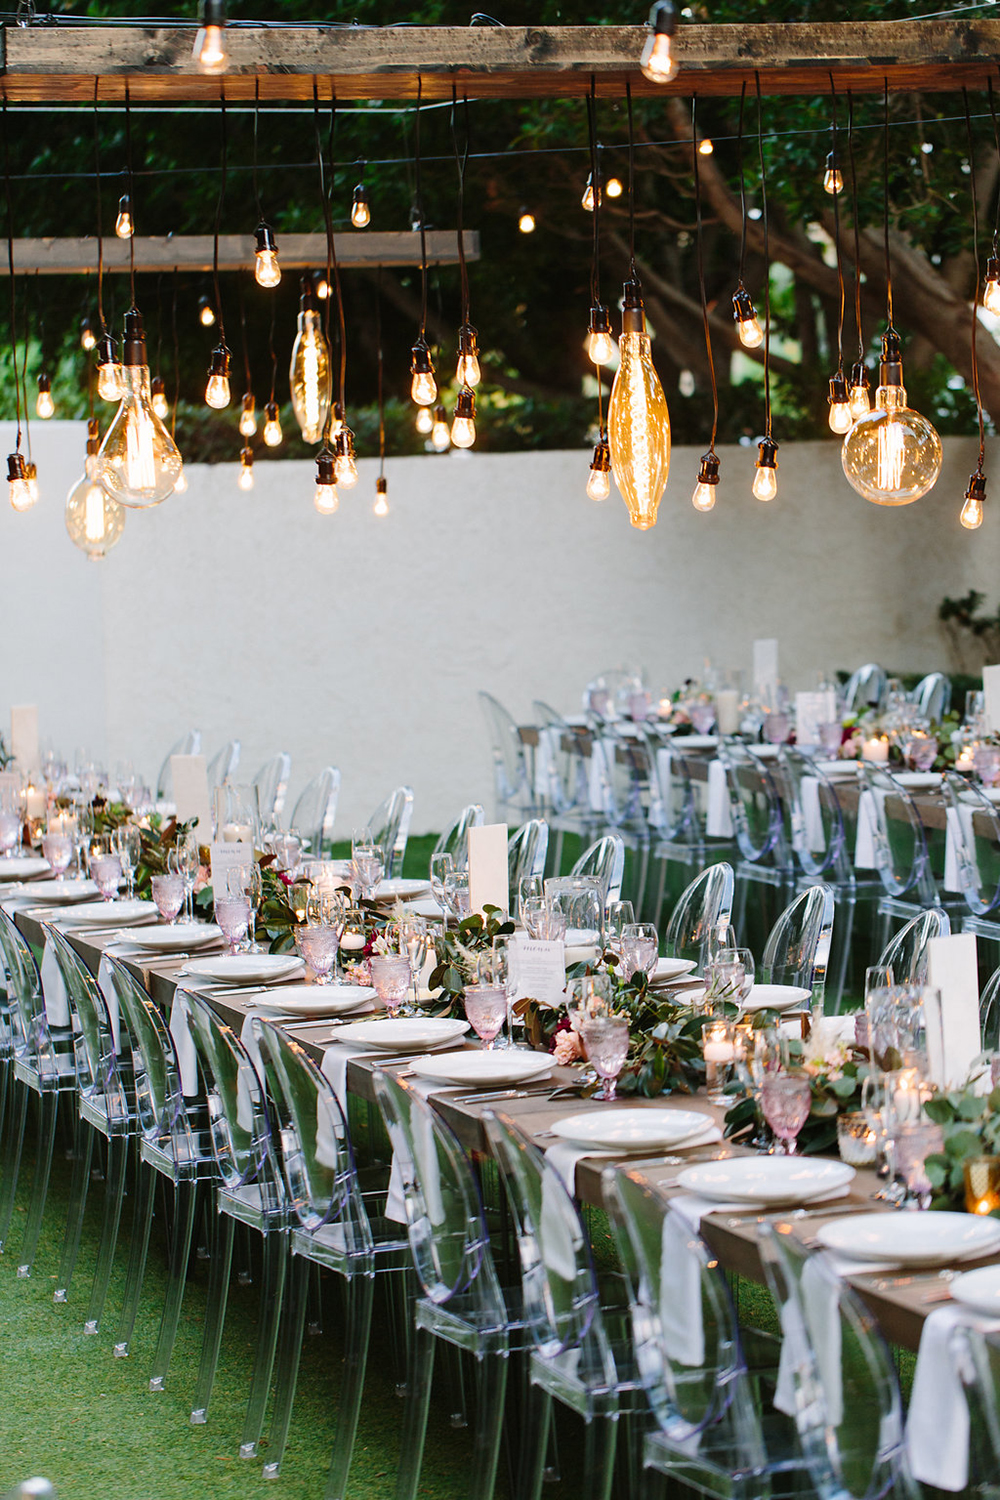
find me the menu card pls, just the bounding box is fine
[984,664,1000,731]
[752,639,779,699]
[511,936,565,1009]
[795,690,837,749]
[209,839,253,897]
[10,705,38,772]
[925,933,981,1088]
[170,754,212,838]
[468,822,509,917]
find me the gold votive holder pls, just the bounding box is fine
[836,1111,878,1166]
[964,1155,1000,1216]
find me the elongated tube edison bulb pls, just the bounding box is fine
[239,393,257,438]
[961,473,986,530]
[35,374,54,419]
[607,280,671,530]
[65,469,125,559]
[431,406,451,451]
[289,280,332,443]
[7,453,33,512]
[263,402,282,447]
[841,332,942,506]
[639,0,679,83]
[94,308,183,509]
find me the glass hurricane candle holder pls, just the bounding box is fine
[702,1018,739,1105]
[836,1111,878,1166]
[895,1121,944,1210]
[965,1155,1000,1216]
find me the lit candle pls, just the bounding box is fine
[25,785,44,819]
[891,1068,923,1126]
[703,1031,736,1063]
[862,736,890,764]
[956,746,976,773]
[340,932,367,953]
[964,1156,1000,1215]
[222,821,253,844]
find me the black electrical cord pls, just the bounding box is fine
[736,81,748,287]
[450,83,471,331]
[755,71,772,439]
[211,86,228,342]
[92,79,108,337]
[626,80,636,277]
[3,98,23,452]
[124,81,136,308]
[415,75,429,342]
[829,73,845,381]
[883,77,895,334]
[964,87,986,477]
[692,95,718,457]
[847,90,866,365]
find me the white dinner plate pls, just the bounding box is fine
[952,1265,1000,1317]
[331,1017,470,1052]
[981,788,1000,805]
[411,1050,554,1088]
[649,957,698,983]
[550,1107,716,1152]
[373,878,432,901]
[123,924,222,953]
[812,759,858,778]
[565,945,601,967]
[0,856,50,879]
[678,1156,855,1205]
[740,983,813,1013]
[17,878,98,903]
[817,1211,1000,1265]
[58,899,159,926]
[748,743,781,759]
[891,771,941,789]
[182,953,305,985]
[405,897,445,919]
[672,734,718,750]
[251,984,376,1017]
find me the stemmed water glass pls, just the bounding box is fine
[298,923,343,986]
[114,824,142,902]
[398,914,429,1015]
[760,1071,812,1154]
[581,1015,630,1101]
[370,954,412,1016]
[0,785,21,861]
[429,852,455,915]
[464,983,508,1050]
[478,936,516,1048]
[245,860,264,951]
[352,834,385,903]
[619,922,658,981]
[41,820,73,880]
[170,830,200,921]
[516,873,544,920]
[71,799,94,880]
[215,866,252,955]
[151,872,185,924]
[604,900,635,961]
[89,836,123,903]
[735,1024,783,1150]
[443,870,471,925]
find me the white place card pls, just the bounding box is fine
[925,933,981,1088]
[984,665,1000,731]
[468,822,509,918]
[10,705,38,772]
[795,690,837,749]
[171,754,212,839]
[209,839,253,897]
[752,639,779,698]
[511,936,566,1009]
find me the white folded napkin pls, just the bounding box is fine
[854,788,887,869]
[773,1251,847,1427]
[800,776,826,854]
[907,1303,1000,1491]
[168,988,201,1097]
[660,1208,707,1366]
[944,805,977,896]
[39,936,70,1028]
[587,739,613,815]
[96,945,136,1052]
[706,760,734,839]
[545,1127,724,1196]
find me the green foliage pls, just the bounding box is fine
[923,1084,1000,1210]
[428,905,516,1012]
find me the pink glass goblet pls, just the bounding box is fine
[89,853,122,902]
[465,985,508,1050]
[581,1015,630,1101]
[41,834,72,878]
[152,872,185,924]
[761,1071,812,1154]
[370,954,412,1017]
[214,894,251,954]
[298,925,341,986]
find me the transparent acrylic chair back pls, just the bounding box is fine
[569,833,625,905]
[761,883,835,1005]
[289,765,340,856]
[183,992,276,1196]
[876,907,951,987]
[365,784,414,879]
[433,803,485,872]
[664,863,735,968]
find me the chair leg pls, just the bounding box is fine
[190,1209,235,1424]
[260,1253,310,1475]
[84,1133,128,1336]
[18,1091,59,1278]
[114,1157,156,1359]
[54,1113,94,1302]
[148,1179,198,1391]
[469,1350,508,1500]
[581,1413,619,1500]
[323,1271,374,1500]
[395,1323,437,1500]
[238,1231,287,1456]
[0,1084,28,1254]
[519,1383,551,1500]
[307,1258,323,1334]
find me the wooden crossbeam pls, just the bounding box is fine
[0,20,998,103]
[0,231,480,275]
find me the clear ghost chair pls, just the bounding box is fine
[759,883,835,1013]
[366,785,415,879]
[433,803,485,872]
[478,689,538,823]
[716,742,796,946]
[0,908,78,1279]
[155,729,202,800]
[251,752,291,828]
[289,766,341,856]
[842,663,888,716]
[253,1021,409,1487]
[876,906,951,986]
[531,700,591,821]
[955,1323,1000,1493]
[207,738,241,791]
[508,819,549,910]
[942,770,1000,944]
[569,834,625,907]
[645,735,732,928]
[857,762,946,957]
[663,863,735,968]
[981,963,1000,1050]
[911,671,952,724]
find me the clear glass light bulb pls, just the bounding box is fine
[199,301,216,328]
[98,362,125,402]
[698,138,714,156]
[27,465,39,503]
[985,278,1000,316]
[416,406,433,435]
[451,415,476,449]
[823,165,844,195]
[205,373,231,410]
[351,198,371,229]
[263,415,282,447]
[411,369,437,406]
[36,390,54,420]
[608,329,672,530]
[432,415,451,451]
[692,480,716,511]
[194,24,228,74]
[65,473,125,560]
[9,476,33,512]
[239,396,257,437]
[255,249,280,289]
[94,366,183,509]
[841,383,943,505]
[173,467,188,493]
[753,464,777,502]
[640,30,678,83]
[151,389,169,419]
[738,315,763,350]
[518,211,535,234]
[334,452,358,489]
[961,493,984,529]
[238,463,254,492]
[374,491,389,517]
[828,400,852,435]
[315,277,330,300]
[605,177,623,198]
[314,483,338,514]
[456,353,481,388]
[290,313,332,443]
[81,322,97,352]
[115,202,133,239]
[588,330,615,365]
[581,179,599,212]
[848,383,872,420]
[587,467,610,501]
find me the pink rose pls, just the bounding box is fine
[193,864,210,894]
[552,1029,584,1066]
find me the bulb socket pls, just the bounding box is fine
[696,451,721,486]
[240,446,253,467]
[458,323,479,357]
[988,256,1000,284]
[966,471,987,504]
[732,283,757,324]
[756,436,779,471]
[36,371,50,394]
[434,403,448,424]
[200,0,226,24]
[352,183,369,209]
[588,303,612,336]
[376,477,388,496]
[849,360,870,393]
[97,333,118,369]
[254,221,278,255]
[208,343,231,380]
[455,387,476,421]
[6,453,26,483]
[151,375,165,399]
[621,277,646,334]
[121,308,147,367]
[828,371,849,405]
[880,328,904,387]
[315,450,336,486]
[410,339,433,376]
[265,400,279,424]
[647,0,678,36]
[334,423,356,462]
[86,417,101,451]
[590,437,611,474]
[299,275,320,312]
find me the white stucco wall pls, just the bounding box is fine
[0,419,996,832]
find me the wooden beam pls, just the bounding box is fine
[1,20,999,102]
[0,231,480,275]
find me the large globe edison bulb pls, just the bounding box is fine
[94,311,182,509]
[66,473,125,559]
[289,305,332,444]
[607,290,671,530]
[841,383,942,506]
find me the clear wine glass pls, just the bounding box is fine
[581,1015,630,1101]
[465,985,508,1050]
[71,800,94,880]
[151,872,185,924]
[516,873,544,920]
[443,870,471,924]
[114,824,142,902]
[429,851,455,914]
[399,914,429,1015]
[604,900,635,961]
[760,1071,812,1154]
[171,830,200,921]
[619,922,658,981]
[352,840,385,902]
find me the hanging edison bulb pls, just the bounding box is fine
[96,333,125,403]
[984,255,1000,316]
[150,376,169,420]
[410,338,437,406]
[451,388,476,449]
[66,431,125,560]
[753,437,778,501]
[581,173,601,213]
[607,278,671,530]
[848,361,872,421]
[289,277,332,443]
[732,283,763,350]
[586,437,611,501]
[239,392,257,438]
[237,446,254,491]
[194,0,228,73]
[639,0,679,83]
[115,194,134,239]
[351,181,371,229]
[204,343,232,409]
[314,448,338,514]
[827,371,852,435]
[35,372,54,420]
[698,138,714,157]
[961,471,986,530]
[80,318,97,352]
[456,324,481,388]
[373,476,389,517]
[94,308,183,508]
[692,451,720,512]
[823,151,844,196]
[334,425,359,489]
[252,222,280,289]
[415,405,433,435]
[431,405,451,452]
[7,453,34,512]
[314,274,330,301]
[518,209,536,234]
[605,176,623,199]
[263,401,282,447]
[841,330,943,506]
[173,467,188,493]
[587,304,614,365]
[198,296,216,329]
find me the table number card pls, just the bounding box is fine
[10,705,38,772]
[468,822,509,917]
[752,639,779,699]
[209,839,253,897]
[795,690,837,749]
[984,664,1000,731]
[511,936,566,1009]
[170,754,212,839]
[926,932,981,1088]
